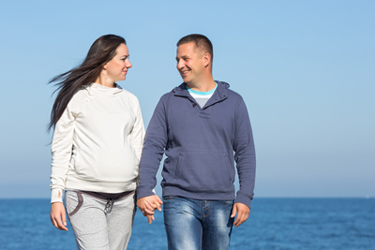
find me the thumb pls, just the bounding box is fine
[157,196,163,204]
[231,205,237,218]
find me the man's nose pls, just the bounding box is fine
[177,60,183,70]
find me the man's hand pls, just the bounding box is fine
[137,195,163,224]
[50,202,68,231]
[231,202,250,227]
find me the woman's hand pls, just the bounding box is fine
[50,202,68,231]
[137,195,163,224]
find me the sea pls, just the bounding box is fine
[0,198,374,250]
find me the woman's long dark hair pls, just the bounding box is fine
[48,34,126,131]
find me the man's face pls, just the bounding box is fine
[176,42,205,84]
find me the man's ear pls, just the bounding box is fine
[203,53,211,68]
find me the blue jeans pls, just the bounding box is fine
[163,196,234,250]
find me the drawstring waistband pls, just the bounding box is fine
[104,199,114,214]
[67,190,135,214]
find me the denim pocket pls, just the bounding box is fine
[163,196,175,201]
[224,200,234,207]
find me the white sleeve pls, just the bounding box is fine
[50,104,76,203]
[129,97,145,163]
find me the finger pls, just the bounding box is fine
[231,206,237,218]
[234,212,248,227]
[55,217,63,230]
[144,201,157,212]
[56,216,68,231]
[147,215,154,224]
[155,201,162,211]
[52,215,61,229]
[156,197,163,210]
[52,212,67,231]
[233,209,242,227]
[234,214,244,227]
[144,208,155,214]
[59,223,68,231]
[61,224,69,231]
[151,201,162,211]
[157,196,163,204]
[137,198,148,210]
[138,206,146,214]
[156,196,163,204]
[51,217,58,229]
[62,212,68,228]
[146,200,161,211]
[144,201,156,210]
[233,216,240,227]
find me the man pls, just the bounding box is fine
[137,34,256,250]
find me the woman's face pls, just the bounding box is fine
[104,43,132,82]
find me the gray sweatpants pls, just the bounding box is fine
[65,190,136,250]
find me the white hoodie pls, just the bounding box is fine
[50,83,145,203]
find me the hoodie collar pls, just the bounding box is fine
[174,81,229,97]
[173,80,230,108]
[87,82,124,95]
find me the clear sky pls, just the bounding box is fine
[0,0,374,198]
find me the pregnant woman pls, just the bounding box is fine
[49,34,144,250]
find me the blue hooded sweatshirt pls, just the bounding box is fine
[137,81,256,207]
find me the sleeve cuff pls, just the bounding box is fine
[51,189,64,203]
[235,192,252,208]
[136,188,156,200]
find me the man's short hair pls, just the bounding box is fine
[177,34,213,62]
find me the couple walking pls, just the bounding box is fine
[49,33,256,250]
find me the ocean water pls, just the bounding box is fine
[0,198,374,249]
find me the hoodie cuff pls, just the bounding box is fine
[235,192,252,208]
[51,188,64,203]
[136,187,156,200]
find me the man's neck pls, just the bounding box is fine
[186,78,216,92]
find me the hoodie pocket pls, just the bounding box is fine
[174,151,233,192]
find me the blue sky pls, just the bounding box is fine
[0,0,374,198]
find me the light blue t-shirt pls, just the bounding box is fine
[187,84,218,108]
